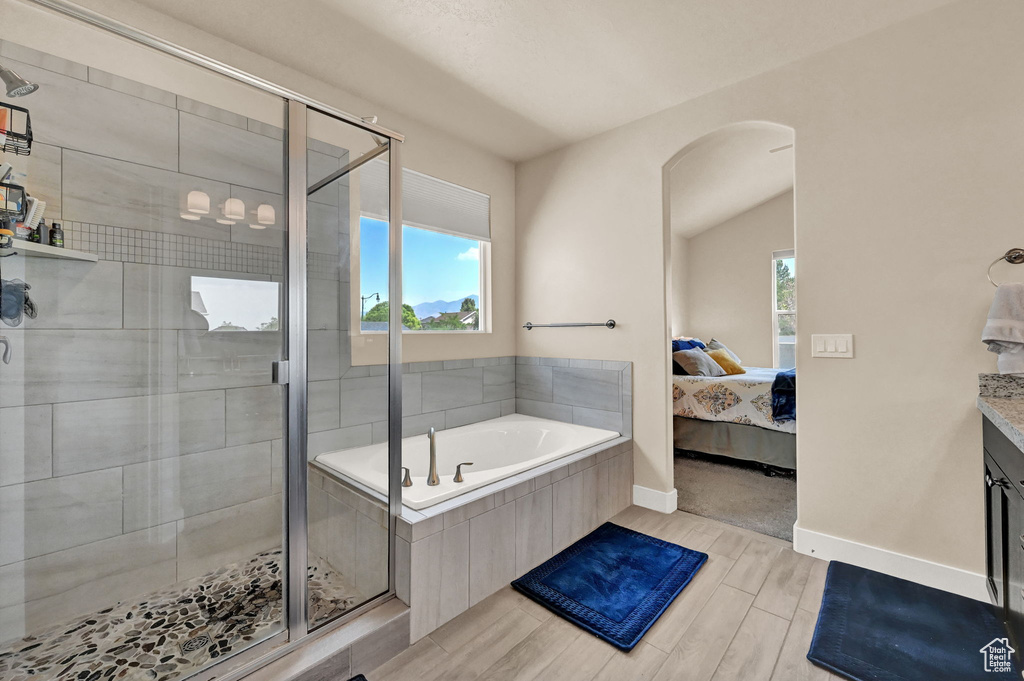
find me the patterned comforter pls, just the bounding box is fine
[672,367,796,434]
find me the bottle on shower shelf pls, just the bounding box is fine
[0,219,13,251]
[49,221,63,248]
[34,217,48,245]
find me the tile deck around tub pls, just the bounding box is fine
[0,551,361,681]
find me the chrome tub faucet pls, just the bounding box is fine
[427,427,440,486]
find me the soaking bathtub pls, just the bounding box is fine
[314,414,619,510]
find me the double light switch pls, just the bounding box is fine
[811,334,854,358]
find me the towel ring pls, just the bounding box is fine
[988,248,1024,287]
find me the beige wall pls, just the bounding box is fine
[4,0,516,365]
[517,0,1024,574]
[679,191,794,368]
[669,234,688,338]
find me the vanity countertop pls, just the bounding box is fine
[979,396,1024,453]
[979,373,1024,453]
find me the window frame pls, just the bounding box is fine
[772,249,796,369]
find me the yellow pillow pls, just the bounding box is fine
[707,348,746,375]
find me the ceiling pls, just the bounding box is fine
[123,0,954,161]
[669,123,794,237]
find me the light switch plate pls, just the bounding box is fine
[811,334,854,358]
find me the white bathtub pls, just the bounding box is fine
[314,414,619,510]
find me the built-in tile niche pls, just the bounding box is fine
[0,38,356,645]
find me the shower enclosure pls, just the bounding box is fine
[0,3,403,680]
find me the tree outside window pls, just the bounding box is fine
[773,253,796,369]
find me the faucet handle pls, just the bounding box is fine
[401,467,413,487]
[453,462,473,483]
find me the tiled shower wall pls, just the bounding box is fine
[0,41,319,644]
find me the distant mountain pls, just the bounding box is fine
[412,295,479,319]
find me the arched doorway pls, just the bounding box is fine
[663,121,798,540]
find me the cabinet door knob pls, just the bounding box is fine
[986,473,1009,489]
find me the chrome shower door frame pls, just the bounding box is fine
[284,101,404,642]
[285,99,310,641]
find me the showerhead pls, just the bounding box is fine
[0,65,39,97]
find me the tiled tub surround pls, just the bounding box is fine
[393,438,634,642]
[315,355,632,458]
[308,467,390,604]
[0,40,357,647]
[310,357,518,461]
[316,414,619,509]
[515,357,633,437]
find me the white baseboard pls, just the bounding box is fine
[793,524,989,602]
[633,485,677,514]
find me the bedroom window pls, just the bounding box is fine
[773,249,796,369]
[357,161,491,332]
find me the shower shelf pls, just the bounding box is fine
[0,240,97,262]
[0,102,32,156]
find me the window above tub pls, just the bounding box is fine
[357,162,491,333]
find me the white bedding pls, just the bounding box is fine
[672,367,796,434]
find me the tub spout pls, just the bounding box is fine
[427,427,440,486]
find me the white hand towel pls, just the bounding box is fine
[983,283,1024,374]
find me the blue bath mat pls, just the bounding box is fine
[808,561,1018,680]
[511,522,708,651]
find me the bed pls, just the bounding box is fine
[672,367,796,470]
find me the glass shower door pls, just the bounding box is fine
[0,33,290,681]
[300,107,394,631]
[0,6,404,679]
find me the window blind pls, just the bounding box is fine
[360,159,490,242]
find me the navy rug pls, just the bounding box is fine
[511,522,708,651]
[809,561,1018,680]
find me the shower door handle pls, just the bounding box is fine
[272,360,290,385]
[0,336,10,364]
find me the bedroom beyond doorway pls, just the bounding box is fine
[666,121,797,541]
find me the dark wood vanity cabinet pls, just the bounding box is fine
[984,416,1024,645]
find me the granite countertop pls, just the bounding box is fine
[979,373,1024,452]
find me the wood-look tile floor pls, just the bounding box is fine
[370,506,843,681]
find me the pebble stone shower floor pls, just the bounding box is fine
[0,550,362,681]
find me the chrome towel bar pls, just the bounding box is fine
[523,320,616,330]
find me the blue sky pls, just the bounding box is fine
[360,217,480,306]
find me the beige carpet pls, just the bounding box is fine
[673,453,797,541]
